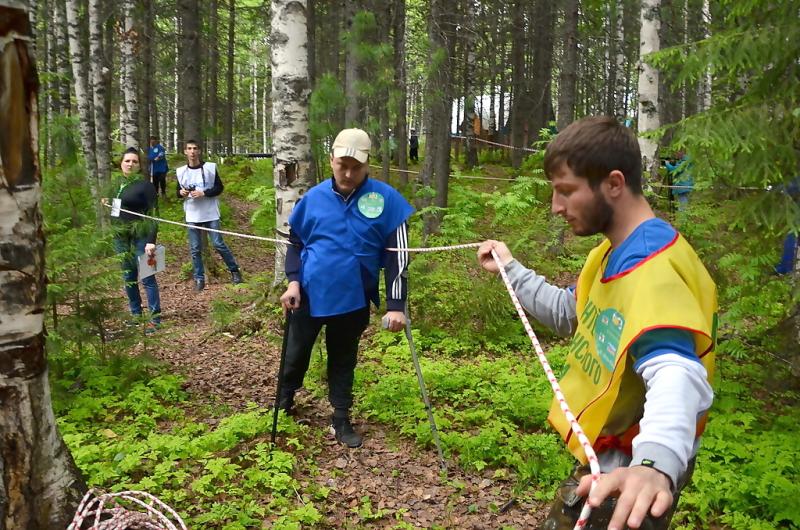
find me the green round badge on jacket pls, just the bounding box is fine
[358,192,385,218]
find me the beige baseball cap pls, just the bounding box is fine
[331,128,371,163]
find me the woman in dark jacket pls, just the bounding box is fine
[113,147,161,331]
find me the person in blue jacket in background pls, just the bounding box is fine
[147,136,169,199]
[278,128,413,448]
[665,151,694,210]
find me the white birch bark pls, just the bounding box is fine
[172,16,179,149]
[262,61,269,153]
[0,7,85,526]
[698,0,712,111]
[636,0,661,178]
[88,0,111,188]
[120,0,139,148]
[270,0,314,284]
[65,0,103,220]
[614,0,626,117]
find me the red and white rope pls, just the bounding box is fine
[68,489,187,530]
[490,249,598,529]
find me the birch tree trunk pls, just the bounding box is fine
[614,0,626,118]
[557,0,578,132]
[65,0,103,221]
[270,0,314,284]
[88,0,111,188]
[0,6,85,527]
[637,0,661,178]
[698,0,711,111]
[393,0,408,178]
[224,0,234,154]
[120,0,139,148]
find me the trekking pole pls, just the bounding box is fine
[386,306,447,471]
[270,305,293,450]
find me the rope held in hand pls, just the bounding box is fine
[490,249,599,529]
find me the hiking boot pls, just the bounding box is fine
[330,415,363,448]
[144,322,160,335]
[277,390,294,414]
[230,270,243,284]
[194,278,205,291]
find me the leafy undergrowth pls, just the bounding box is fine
[48,155,800,529]
[50,343,326,529]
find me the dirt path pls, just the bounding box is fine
[150,194,548,528]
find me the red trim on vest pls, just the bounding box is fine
[600,232,680,284]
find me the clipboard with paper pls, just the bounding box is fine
[138,244,166,280]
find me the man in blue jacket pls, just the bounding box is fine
[147,136,169,198]
[278,128,413,448]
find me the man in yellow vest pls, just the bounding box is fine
[478,116,716,530]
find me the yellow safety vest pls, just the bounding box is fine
[548,232,717,463]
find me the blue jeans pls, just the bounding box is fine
[113,233,161,323]
[187,219,240,281]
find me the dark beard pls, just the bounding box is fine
[574,191,614,236]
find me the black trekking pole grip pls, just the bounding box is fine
[270,305,293,450]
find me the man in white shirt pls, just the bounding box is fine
[176,140,242,291]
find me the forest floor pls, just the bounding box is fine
[146,193,550,528]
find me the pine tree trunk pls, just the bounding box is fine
[270,0,314,285]
[462,0,478,169]
[637,0,661,177]
[557,0,578,131]
[140,0,155,146]
[343,0,359,125]
[88,0,111,187]
[0,7,85,527]
[224,0,235,154]
[420,0,452,235]
[509,0,526,168]
[208,0,219,150]
[120,0,139,148]
[530,0,554,142]
[179,0,200,143]
[54,0,71,114]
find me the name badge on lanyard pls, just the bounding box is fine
[111,198,122,217]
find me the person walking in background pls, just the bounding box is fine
[478,117,716,530]
[147,136,168,199]
[112,147,161,333]
[409,128,419,162]
[176,140,243,291]
[774,176,800,275]
[278,128,413,448]
[665,151,694,210]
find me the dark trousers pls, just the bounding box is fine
[151,171,167,195]
[280,304,370,411]
[540,459,695,530]
[409,147,419,162]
